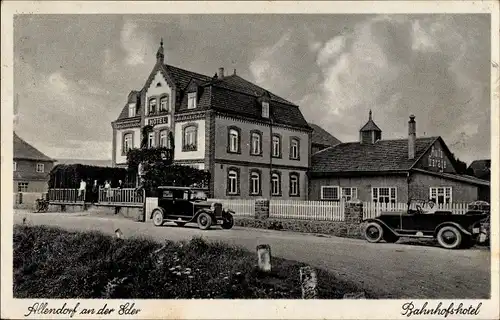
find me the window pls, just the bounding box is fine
[372,187,397,204]
[289,173,300,197]
[13,161,16,171]
[250,131,262,155]
[272,134,281,158]
[160,96,169,112]
[128,104,136,117]
[430,187,452,205]
[36,163,44,173]
[18,182,28,192]
[321,186,339,200]
[341,187,358,201]
[183,125,197,151]
[262,101,270,118]
[123,132,133,154]
[159,130,168,147]
[148,132,155,148]
[290,138,300,160]
[227,168,239,195]
[228,127,240,153]
[271,171,281,196]
[148,98,157,114]
[188,92,197,109]
[250,170,261,196]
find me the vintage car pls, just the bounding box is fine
[363,199,489,249]
[150,186,234,230]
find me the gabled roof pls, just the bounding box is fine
[164,64,212,90]
[14,132,54,162]
[309,123,341,147]
[360,119,382,132]
[209,85,309,128]
[311,136,438,173]
[115,62,310,129]
[211,74,295,106]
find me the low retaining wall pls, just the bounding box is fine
[233,199,366,239]
[235,217,365,239]
[47,203,144,222]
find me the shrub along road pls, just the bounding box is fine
[14,211,490,299]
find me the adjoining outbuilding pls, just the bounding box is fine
[309,112,490,204]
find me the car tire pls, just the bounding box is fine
[152,209,164,227]
[175,222,186,227]
[197,212,212,230]
[383,232,399,243]
[436,225,462,249]
[221,214,234,230]
[364,222,384,243]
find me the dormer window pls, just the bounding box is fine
[262,101,270,118]
[128,104,136,117]
[188,92,197,109]
[149,98,157,114]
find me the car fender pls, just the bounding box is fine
[194,208,215,220]
[364,218,398,235]
[434,222,471,237]
[150,207,165,220]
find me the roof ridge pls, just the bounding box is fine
[164,63,212,80]
[229,74,298,106]
[211,81,299,108]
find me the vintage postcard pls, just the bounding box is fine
[1,1,499,319]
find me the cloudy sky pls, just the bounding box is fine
[14,14,491,164]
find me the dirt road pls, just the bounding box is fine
[13,211,491,299]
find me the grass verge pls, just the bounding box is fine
[13,225,384,299]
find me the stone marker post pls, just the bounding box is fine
[256,244,271,272]
[300,266,318,299]
[255,198,270,220]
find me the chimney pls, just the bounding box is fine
[408,115,416,160]
[218,67,224,79]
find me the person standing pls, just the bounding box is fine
[91,180,99,203]
[78,179,86,199]
[104,180,112,202]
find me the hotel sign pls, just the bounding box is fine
[148,116,169,126]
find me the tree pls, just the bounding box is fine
[125,127,209,195]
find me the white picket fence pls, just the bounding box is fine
[209,199,255,217]
[270,200,345,221]
[363,202,470,219]
[209,199,345,221]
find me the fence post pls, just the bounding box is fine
[300,266,318,299]
[256,244,271,272]
[255,198,270,220]
[344,199,363,224]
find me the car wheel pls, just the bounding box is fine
[152,209,164,227]
[197,212,212,230]
[364,222,384,243]
[175,222,186,227]
[383,233,399,243]
[436,226,462,249]
[221,214,234,230]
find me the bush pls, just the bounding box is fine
[13,225,380,299]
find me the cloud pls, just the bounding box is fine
[300,15,489,164]
[120,20,151,66]
[249,32,294,94]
